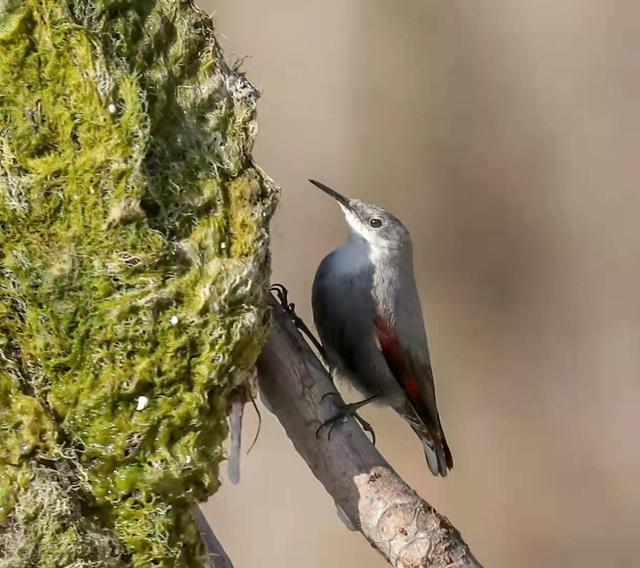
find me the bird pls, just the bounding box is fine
[310,179,453,477]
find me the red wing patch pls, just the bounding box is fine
[374,317,423,408]
[375,318,453,472]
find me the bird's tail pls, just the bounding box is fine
[401,404,453,477]
[416,426,453,477]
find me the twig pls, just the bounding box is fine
[257,296,482,568]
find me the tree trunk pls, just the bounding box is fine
[0,1,277,566]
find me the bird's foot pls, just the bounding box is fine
[316,393,377,445]
[269,283,327,360]
[269,283,294,313]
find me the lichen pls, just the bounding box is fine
[0,1,278,566]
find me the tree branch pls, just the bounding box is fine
[196,506,235,568]
[257,296,482,568]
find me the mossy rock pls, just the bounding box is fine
[0,0,278,566]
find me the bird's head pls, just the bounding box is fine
[310,179,411,253]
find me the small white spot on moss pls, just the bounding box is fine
[170,315,179,326]
[220,242,227,250]
[136,396,149,411]
[108,103,117,114]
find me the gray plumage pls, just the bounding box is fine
[310,180,452,477]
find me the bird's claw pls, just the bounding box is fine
[321,391,339,403]
[269,283,328,360]
[315,416,343,441]
[269,283,295,314]
[355,414,377,446]
[316,394,377,445]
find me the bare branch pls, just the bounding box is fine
[196,506,235,568]
[257,297,482,568]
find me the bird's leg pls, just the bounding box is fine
[316,393,378,445]
[269,283,328,361]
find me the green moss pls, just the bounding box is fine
[0,1,278,566]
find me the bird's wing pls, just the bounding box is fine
[374,311,453,476]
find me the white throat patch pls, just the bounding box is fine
[342,209,387,263]
[342,208,367,238]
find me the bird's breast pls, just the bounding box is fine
[327,241,372,277]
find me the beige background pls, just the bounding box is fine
[200,1,640,566]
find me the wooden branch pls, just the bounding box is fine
[196,506,235,568]
[257,297,482,568]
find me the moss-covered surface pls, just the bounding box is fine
[0,0,278,566]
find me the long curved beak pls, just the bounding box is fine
[309,179,354,213]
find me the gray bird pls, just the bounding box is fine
[310,179,453,477]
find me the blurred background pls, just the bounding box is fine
[200,1,640,566]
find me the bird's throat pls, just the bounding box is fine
[332,236,372,276]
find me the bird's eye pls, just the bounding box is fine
[369,218,383,228]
